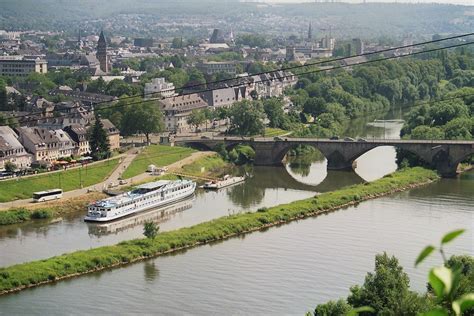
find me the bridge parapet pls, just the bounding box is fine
[175,137,474,177]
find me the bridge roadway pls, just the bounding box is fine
[175,136,474,177]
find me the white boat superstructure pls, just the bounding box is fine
[202,174,246,190]
[84,179,196,222]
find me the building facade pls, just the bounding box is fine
[0,126,32,171]
[159,94,208,133]
[0,56,47,77]
[144,78,176,99]
[197,61,237,75]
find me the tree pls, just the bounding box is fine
[347,253,428,315]
[314,299,351,316]
[228,100,265,136]
[121,102,164,143]
[187,109,206,133]
[171,37,183,49]
[143,221,159,239]
[303,97,327,118]
[4,161,17,173]
[186,68,206,90]
[89,113,111,160]
[263,98,287,129]
[0,78,7,111]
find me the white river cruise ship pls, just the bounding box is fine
[84,180,196,222]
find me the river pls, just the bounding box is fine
[0,120,472,315]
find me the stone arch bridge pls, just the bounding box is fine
[175,136,474,177]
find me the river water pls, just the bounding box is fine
[0,120,472,315]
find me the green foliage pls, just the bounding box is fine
[122,145,195,179]
[0,167,438,294]
[0,209,30,225]
[314,299,351,316]
[0,159,119,202]
[187,109,207,132]
[347,253,428,315]
[30,209,53,220]
[228,100,265,136]
[121,101,164,142]
[4,161,17,173]
[263,98,290,129]
[414,230,474,316]
[143,221,159,239]
[235,34,269,48]
[88,113,111,161]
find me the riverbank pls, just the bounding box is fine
[0,158,120,203]
[0,167,438,295]
[0,153,230,226]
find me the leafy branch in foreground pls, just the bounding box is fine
[415,229,473,316]
[311,229,473,316]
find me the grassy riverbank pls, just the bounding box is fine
[179,154,231,179]
[122,145,195,179]
[0,167,438,295]
[0,159,119,203]
[0,154,230,226]
[0,193,106,225]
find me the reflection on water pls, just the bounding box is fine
[144,261,159,283]
[1,171,471,315]
[87,198,194,237]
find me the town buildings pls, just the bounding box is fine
[144,78,177,99]
[0,126,32,171]
[158,94,208,133]
[197,61,237,75]
[0,56,48,77]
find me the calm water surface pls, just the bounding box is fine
[0,120,472,315]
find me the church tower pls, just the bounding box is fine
[96,30,108,73]
[308,22,313,40]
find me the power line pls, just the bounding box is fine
[5,39,474,126]
[4,91,474,189]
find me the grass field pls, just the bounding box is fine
[0,167,439,295]
[180,154,230,179]
[0,159,119,203]
[122,145,196,179]
[264,128,290,137]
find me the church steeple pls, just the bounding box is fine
[96,30,108,73]
[308,22,313,40]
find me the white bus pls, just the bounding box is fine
[32,189,63,202]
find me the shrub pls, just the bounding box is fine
[30,209,53,219]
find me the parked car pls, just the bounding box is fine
[201,135,210,139]
[330,136,339,140]
[118,179,128,185]
[344,137,355,141]
[274,136,283,141]
[358,138,368,142]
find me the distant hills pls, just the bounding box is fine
[0,0,472,38]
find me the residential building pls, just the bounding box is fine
[248,71,298,99]
[17,127,61,163]
[100,119,120,151]
[0,126,32,170]
[144,78,176,99]
[197,61,237,75]
[158,94,208,133]
[64,125,90,156]
[0,56,47,77]
[199,86,248,107]
[51,129,75,158]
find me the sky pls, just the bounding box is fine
[261,0,474,5]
